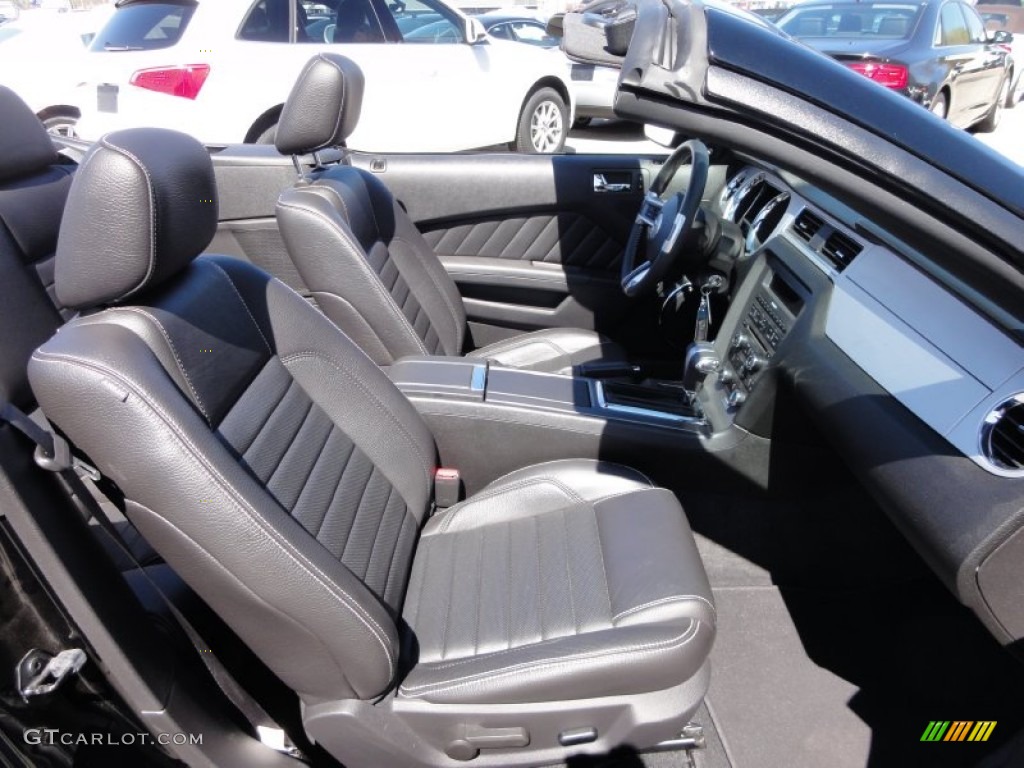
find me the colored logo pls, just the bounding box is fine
[921,721,996,742]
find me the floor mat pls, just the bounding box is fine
[707,583,1024,768]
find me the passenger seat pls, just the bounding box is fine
[30,127,715,767]
[273,54,628,374]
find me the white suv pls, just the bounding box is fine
[75,0,576,153]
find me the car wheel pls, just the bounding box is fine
[514,88,567,154]
[42,114,78,138]
[255,123,278,144]
[976,76,1007,133]
[929,90,948,120]
[1003,70,1017,109]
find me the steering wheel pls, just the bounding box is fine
[620,139,710,298]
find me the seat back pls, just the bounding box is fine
[30,127,438,703]
[274,54,468,365]
[0,86,75,410]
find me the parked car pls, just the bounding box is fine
[980,4,1023,105]
[0,1,20,23]
[475,9,560,47]
[475,8,620,126]
[73,0,576,152]
[777,0,1012,130]
[3,0,1024,765]
[0,6,114,135]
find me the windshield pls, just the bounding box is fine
[778,3,923,38]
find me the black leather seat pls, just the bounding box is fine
[30,128,714,767]
[273,54,628,375]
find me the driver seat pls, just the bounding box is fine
[274,54,627,374]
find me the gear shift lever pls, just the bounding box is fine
[681,276,724,393]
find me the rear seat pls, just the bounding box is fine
[0,86,156,568]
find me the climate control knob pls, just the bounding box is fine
[743,355,766,373]
[732,333,751,351]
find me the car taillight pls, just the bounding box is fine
[129,65,210,100]
[845,61,908,89]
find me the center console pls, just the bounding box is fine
[717,255,810,410]
[389,247,816,496]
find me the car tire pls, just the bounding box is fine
[1003,70,1017,109]
[41,113,78,138]
[976,76,1007,133]
[514,87,567,154]
[255,123,278,144]
[929,90,948,120]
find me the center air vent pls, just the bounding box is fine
[820,230,863,271]
[982,394,1024,474]
[791,209,824,243]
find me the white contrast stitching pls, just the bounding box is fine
[277,200,430,356]
[280,351,433,497]
[206,261,272,354]
[98,138,157,300]
[108,307,210,424]
[32,350,397,672]
[613,595,717,623]
[399,620,700,698]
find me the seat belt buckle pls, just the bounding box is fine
[433,467,462,509]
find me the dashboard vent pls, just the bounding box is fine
[792,209,824,243]
[820,230,863,271]
[982,395,1024,473]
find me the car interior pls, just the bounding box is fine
[1,0,1024,767]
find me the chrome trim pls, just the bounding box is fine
[469,365,487,392]
[723,171,766,221]
[980,392,1024,476]
[592,382,707,427]
[744,191,791,252]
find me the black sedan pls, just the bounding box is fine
[777,0,1012,129]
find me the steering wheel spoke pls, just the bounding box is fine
[635,191,665,228]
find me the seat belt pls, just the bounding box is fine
[0,401,305,762]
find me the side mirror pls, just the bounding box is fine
[465,17,488,44]
[988,29,1013,45]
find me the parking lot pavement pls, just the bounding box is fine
[570,110,1024,168]
[975,105,1024,168]
[566,120,664,155]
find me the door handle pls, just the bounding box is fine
[593,173,631,193]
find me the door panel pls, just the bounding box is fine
[347,152,667,343]
[207,146,731,360]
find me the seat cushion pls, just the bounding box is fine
[467,328,626,375]
[399,459,715,705]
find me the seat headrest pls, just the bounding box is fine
[275,54,364,156]
[0,86,59,183]
[55,128,218,310]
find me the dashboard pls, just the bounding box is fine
[709,160,1024,647]
[718,162,1024,480]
